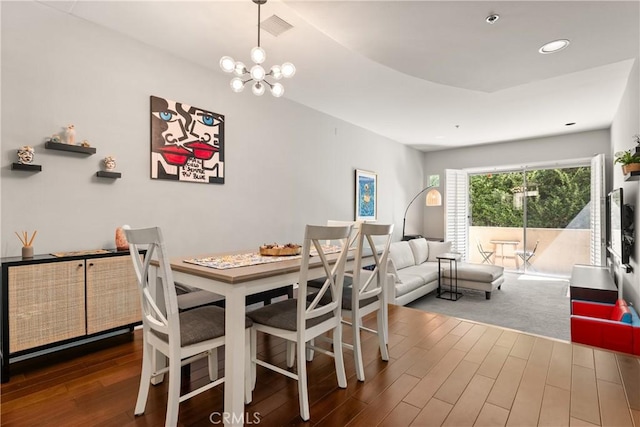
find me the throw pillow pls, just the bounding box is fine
[427,241,452,262]
[408,238,429,264]
[389,242,416,270]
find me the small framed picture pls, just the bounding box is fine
[355,169,377,221]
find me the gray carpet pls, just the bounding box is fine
[407,272,570,341]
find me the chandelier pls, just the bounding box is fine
[219,0,295,97]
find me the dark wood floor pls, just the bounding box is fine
[2,304,639,426]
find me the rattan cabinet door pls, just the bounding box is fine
[86,256,141,335]
[8,261,86,353]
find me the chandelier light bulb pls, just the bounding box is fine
[271,82,284,97]
[269,65,282,80]
[250,64,266,81]
[220,56,235,73]
[281,62,296,78]
[230,77,245,93]
[233,61,247,76]
[250,46,266,64]
[252,81,265,96]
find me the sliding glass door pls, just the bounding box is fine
[467,163,594,276]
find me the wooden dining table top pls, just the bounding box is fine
[166,247,362,284]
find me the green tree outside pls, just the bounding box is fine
[470,167,591,229]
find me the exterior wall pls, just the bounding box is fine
[471,226,590,277]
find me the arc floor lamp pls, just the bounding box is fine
[402,186,442,240]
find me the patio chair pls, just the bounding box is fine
[476,239,494,264]
[515,239,539,269]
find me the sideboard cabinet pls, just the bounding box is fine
[1,250,141,382]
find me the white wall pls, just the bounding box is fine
[611,59,640,307]
[0,1,424,257]
[422,130,611,238]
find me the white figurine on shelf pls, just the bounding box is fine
[103,156,116,171]
[17,146,35,164]
[64,124,76,145]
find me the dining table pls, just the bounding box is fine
[489,239,521,268]
[150,247,373,426]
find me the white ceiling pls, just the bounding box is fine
[39,0,640,151]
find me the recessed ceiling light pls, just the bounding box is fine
[539,39,570,54]
[486,14,499,24]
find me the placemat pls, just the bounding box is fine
[184,245,343,270]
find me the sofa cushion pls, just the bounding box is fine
[409,238,429,264]
[390,241,417,270]
[443,263,504,282]
[427,241,452,262]
[395,274,429,297]
[403,263,440,283]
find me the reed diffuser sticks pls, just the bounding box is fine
[15,230,37,247]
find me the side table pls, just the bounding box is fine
[437,252,462,301]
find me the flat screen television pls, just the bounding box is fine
[607,188,631,264]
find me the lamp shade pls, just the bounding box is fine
[271,82,284,97]
[252,81,265,96]
[425,189,442,206]
[230,77,245,92]
[220,56,235,73]
[250,46,266,64]
[281,62,296,78]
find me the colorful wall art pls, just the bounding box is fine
[355,169,377,221]
[150,95,225,184]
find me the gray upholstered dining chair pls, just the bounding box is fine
[123,225,252,427]
[247,224,352,421]
[342,222,394,381]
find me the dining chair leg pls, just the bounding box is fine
[244,330,252,404]
[352,316,365,382]
[208,349,218,381]
[250,328,257,390]
[286,341,295,368]
[135,341,153,416]
[377,309,389,361]
[333,324,347,388]
[306,338,315,361]
[151,349,166,385]
[166,349,181,427]
[382,301,390,351]
[296,338,310,421]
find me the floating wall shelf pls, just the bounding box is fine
[45,141,96,155]
[624,171,640,181]
[96,171,121,179]
[11,163,42,172]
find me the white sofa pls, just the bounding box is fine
[387,238,504,305]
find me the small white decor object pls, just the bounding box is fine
[103,156,116,171]
[17,146,35,164]
[64,124,76,145]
